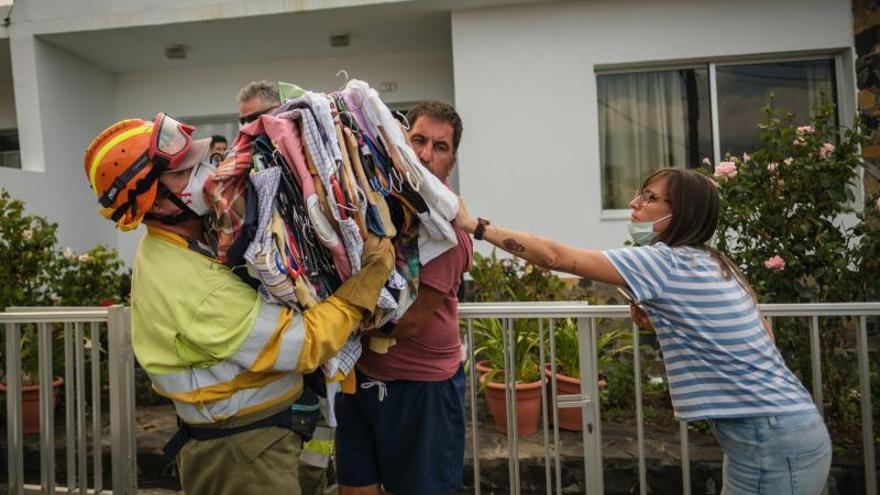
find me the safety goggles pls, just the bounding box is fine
[150,112,195,170]
[97,113,194,210]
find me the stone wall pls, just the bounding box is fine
[855,0,880,199]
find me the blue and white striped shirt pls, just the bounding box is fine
[604,243,815,421]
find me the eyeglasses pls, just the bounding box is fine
[632,190,668,206]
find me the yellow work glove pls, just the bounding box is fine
[333,234,395,315]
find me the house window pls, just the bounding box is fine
[598,69,712,210]
[716,60,836,157]
[597,57,838,210]
[0,130,20,169]
[187,117,238,147]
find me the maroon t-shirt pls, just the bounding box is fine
[357,226,473,381]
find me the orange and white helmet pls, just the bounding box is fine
[83,113,199,230]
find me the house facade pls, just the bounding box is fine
[0,0,861,264]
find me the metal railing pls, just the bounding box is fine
[3,302,877,494]
[2,307,137,495]
[458,301,880,495]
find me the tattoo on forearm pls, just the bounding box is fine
[502,238,526,253]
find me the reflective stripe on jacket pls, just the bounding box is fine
[132,226,362,424]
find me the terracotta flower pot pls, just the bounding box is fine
[480,373,544,436]
[474,360,493,376]
[544,366,607,432]
[0,376,64,435]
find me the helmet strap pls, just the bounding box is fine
[109,164,161,223]
[144,183,199,225]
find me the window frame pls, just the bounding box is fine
[595,49,856,218]
[0,128,21,170]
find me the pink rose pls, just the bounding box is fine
[714,161,738,180]
[796,125,815,136]
[763,255,785,271]
[702,157,712,166]
[767,162,778,173]
[818,142,835,159]
[793,138,807,146]
[783,157,794,166]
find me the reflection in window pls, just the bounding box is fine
[716,60,836,157]
[0,130,20,169]
[188,119,238,147]
[597,58,838,210]
[598,69,712,209]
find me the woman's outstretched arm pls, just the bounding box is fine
[455,197,625,286]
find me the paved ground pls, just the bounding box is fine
[12,401,871,494]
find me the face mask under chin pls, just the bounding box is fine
[627,214,671,246]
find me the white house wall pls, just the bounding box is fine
[451,0,855,254]
[116,49,454,119]
[0,35,117,255]
[12,0,406,33]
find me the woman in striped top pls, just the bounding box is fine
[456,168,831,495]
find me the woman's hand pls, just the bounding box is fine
[454,196,478,234]
[630,304,653,330]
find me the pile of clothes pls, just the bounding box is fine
[203,79,459,391]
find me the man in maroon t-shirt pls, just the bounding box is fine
[336,101,473,495]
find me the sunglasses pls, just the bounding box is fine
[239,107,275,126]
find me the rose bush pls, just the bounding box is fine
[713,99,880,446]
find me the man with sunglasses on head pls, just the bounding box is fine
[236,78,338,494]
[84,114,395,495]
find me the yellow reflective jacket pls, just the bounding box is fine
[131,226,362,424]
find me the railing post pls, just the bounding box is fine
[680,421,691,495]
[537,319,553,494]
[548,319,563,495]
[504,318,521,495]
[5,322,24,495]
[91,321,104,494]
[809,316,824,416]
[64,323,77,492]
[38,322,56,495]
[577,317,603,495]
[75,321,89,495]
[465,319,482,495]
[856,316,877,495]
[633,323,647,495]
[108,306,137,495]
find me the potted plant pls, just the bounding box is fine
[0,190,125,434]
[474,318,545,436]
[545,319,631,431]
[0,327,65,434]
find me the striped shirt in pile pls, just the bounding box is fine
[604,243,815,421]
